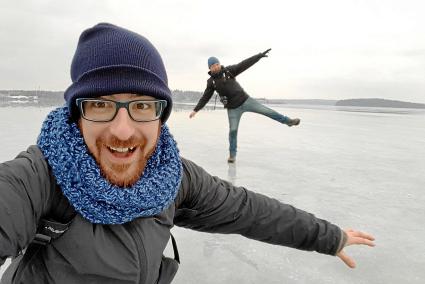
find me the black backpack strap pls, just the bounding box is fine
[32,219,73,245]
[170,233,180,263]
[11,187,76,282]
[12,218,74,281]
[12,243,42,282]
[224,67,235,79]
[213,94,218,110]
[32,184,76,245]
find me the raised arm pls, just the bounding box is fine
[226,48,271,77]
[0,146,54,265]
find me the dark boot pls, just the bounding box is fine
[227,156,236,163]
[287,118,301,127]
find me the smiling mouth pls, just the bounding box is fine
[107,145,137,157]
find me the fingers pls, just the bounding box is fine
[352,237,375,247]
[345,229,376,247]
[337,250,356,269]
[351,230,375,241]
[337,229,375,268]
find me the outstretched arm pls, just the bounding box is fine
[226,48,272,77]
[176,158,343,255]
[191,79,215,115]
[175,158,375,265]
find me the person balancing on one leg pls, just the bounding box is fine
[189,49,300,163]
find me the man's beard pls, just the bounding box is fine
[93,135,157,188]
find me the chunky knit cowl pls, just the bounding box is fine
[37,106,182,224]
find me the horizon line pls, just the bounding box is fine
[1,89,424,105]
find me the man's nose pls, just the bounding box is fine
[109,108,135,140]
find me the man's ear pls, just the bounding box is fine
[152,121,162,147]
[157,122,162,140]
[77,117,85,140]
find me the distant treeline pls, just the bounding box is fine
[1,90,424,109]
[172,90,203,103]
[336,98,425,109]
[0,89,209,107]
[0,90,64,107]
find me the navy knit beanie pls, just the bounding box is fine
[207,56,220,68]
[64,23,173,122]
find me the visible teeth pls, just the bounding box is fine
[109,146,135,153]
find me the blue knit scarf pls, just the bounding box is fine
[37,106,182,224]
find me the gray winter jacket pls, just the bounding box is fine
[0,146,343,283]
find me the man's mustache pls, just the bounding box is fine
[98,135,147,149]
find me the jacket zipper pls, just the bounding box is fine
[126,223,148,284]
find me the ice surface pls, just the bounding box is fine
[1,105,424,283]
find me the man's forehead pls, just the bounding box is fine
[99,93,155,100]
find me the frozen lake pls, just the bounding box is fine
[1,104,424,283]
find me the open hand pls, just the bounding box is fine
[336,229,375,268]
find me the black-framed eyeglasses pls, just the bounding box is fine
[76,98,167,122]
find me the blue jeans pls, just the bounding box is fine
[227,97,290,157]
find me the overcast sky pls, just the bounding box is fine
[1,0,424,103]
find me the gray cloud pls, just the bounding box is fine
[1,0,425,104]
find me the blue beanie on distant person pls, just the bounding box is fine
[64,23,173,122]
[207,56,220,68]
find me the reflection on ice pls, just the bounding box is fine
[227,163,237,184]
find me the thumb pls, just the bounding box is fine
[337,250,356,269]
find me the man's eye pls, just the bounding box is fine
[93,101,107,108]
[135,103,150,110]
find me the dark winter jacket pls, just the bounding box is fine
[193,53,264,111]
[0,146,344,284]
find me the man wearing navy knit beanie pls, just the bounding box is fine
[0,23,375,284]
[190,50,301,163]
